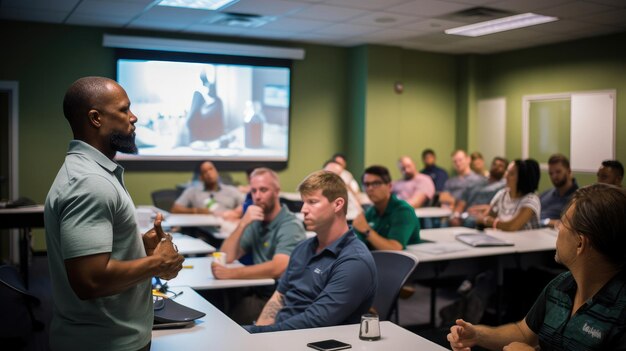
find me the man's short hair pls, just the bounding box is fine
[362,165,392,184]
[332,153,347,161]
[451,149,467,157]
[470,151,484,161]
[298,170,348,215]
[493,156,509,165]
[566,183,626,267]
[601,160,624,178]
[250,167,280,190]
[421,148,435,159]
[514,159,540,195]
[548,154,571,170]
[324,159,340,168]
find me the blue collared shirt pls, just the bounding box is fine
[539,179,579,220]
[246,230,377,333]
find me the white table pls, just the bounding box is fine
[162,214,223,228]
[152,287,448,351]
[172,233,215,256]
[165,257,275,290]
[415,207,452,219]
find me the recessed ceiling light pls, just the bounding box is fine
[158,0,239,11]
[445,12,558,37]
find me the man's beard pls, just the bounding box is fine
[110,131,138,155]
[552,177,567,188]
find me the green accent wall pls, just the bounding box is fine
[469,31,626,192]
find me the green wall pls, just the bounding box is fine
[467,32,626,192]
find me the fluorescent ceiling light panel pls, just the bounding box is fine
[158,0,238,11]
[445,13,558,37]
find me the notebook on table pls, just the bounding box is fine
[455,233,514,247]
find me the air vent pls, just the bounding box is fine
[206,12,276,28]
[439,7,515,23]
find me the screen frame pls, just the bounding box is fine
[114,48,293,172]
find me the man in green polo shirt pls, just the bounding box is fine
[352,165,420,250]
[448,184,626,351]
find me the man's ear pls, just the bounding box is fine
[577,234,589,255]
[333,197,345,214]
[88,109,101,128]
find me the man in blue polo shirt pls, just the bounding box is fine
[540,154,578,228]
[245,171,377,333]
[448,184,626,351]
[352,165,421,250]
[45,77,184,351]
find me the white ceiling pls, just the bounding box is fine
[1,0,625,54]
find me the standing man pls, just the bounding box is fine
[393,156,436,208]
[540,154,578,228]
[353,165,421,250]
[440,150,485,207]
[246,171,377,333]
[597,160,623,187]
[420,148,449,192]
[211,168,306,323]
[448,184,626,350]
[45,77,184,351]
[171,161,244,220]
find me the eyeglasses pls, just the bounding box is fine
[363,181,386,189]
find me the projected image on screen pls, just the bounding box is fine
[116,59,290,162]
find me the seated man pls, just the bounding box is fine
[448,184,626,351]
[352,165,421,250]
[211,168,306,324]
[540,154,578,228]
[450,156,508,228]
[245,171,377,333]
[597,159,623,187]
[420,148,449,192]
[171,161,244,220]
[324,160,363,219]
[440,150,485,207]
[392,156,436,208]
[332,152,360,194]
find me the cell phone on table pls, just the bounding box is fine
[307,339,351,351]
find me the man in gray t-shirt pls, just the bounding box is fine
[211,167,306,324]
[171,161,244,220]
[440,150,485,206]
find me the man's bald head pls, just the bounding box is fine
[63,76,117,129]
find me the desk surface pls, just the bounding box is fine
[165,257,275,290]
[408,227,557,263]
[152,287,447,351]
[172,233,215,255]
[162,214,223,228]
[0,205,45,228]
[415,207,452,219]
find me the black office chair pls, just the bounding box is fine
[279,197,303,213]
[151,189,181,212]
[0,265,43,345]
[371,250,419,322]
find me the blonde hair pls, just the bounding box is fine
[250,167,280,190]
[298,170,348,215]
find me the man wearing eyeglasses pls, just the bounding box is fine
[352,165,421,250]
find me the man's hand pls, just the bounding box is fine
[211,262,238,279]
[142,212,165,256]
[148,217,184,280]
[352,212,370,233]
[503,342,538,351]
[240,205,264,226]
[447,319,479,351]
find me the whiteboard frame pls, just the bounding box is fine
[522,90,616,173]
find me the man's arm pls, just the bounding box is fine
[219,205,263,262]
[255,291,285,326]
[352,213,402,250]
[406,192,429,208]
[212,253,289,279]
[447,318,538,351]
[65,236,184,300]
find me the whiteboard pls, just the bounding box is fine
[570,93,615,172]
[475,97,506,162]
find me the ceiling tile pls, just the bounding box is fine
[387,0,473,17]
[224,0,307,16]
[578,8,626,26]
[400,18,466,33]
[360,28,424,41]
[313,22,382,36]
[347,12,423,28]
[65,13,133,26]
[290,4,367,21]
[539,0,617,18]
[583,0,626,7]
[489,0,573,13]
[73,0,148,16]
[0,0,79,11]
[261,17,333,32]
[183,23,247,35]
[323,0,413,11]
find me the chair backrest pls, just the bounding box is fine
[371,250,419,321]
[0,265,42,339]
[151,189,181,212]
